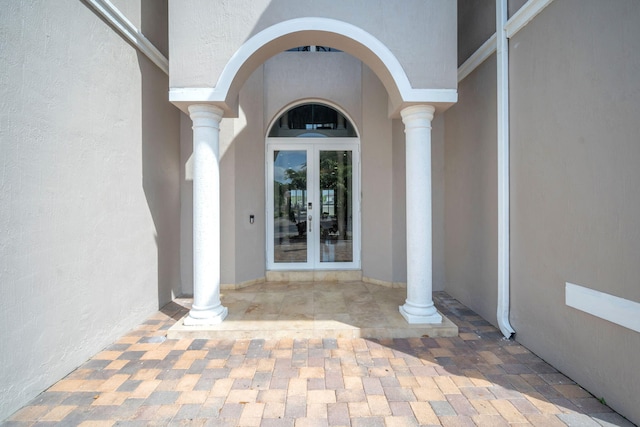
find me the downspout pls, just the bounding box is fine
[496,0,515,338]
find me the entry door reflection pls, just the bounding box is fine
[319,150,353,263]
[273,150,308,263]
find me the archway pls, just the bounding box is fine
[177,17,447,326]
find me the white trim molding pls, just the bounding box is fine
[458,34,496,83]
[566,283,640,334]
[85,0,169,75]
[505,0,555,39]
[216,18,410,107]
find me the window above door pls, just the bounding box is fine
[269,103,357,138]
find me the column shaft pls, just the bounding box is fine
[185,104,228,325]
[399,105,442,324]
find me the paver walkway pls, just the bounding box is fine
[2,291,635,426]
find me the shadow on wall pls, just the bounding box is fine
[178,69,267,293]
[140,0,182,308]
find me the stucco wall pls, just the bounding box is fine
[443,55,499,326]
[509,1,640,423]
[168,0,456,92]
[0,0,180,419]
[234,69,266,284]
[457,0,495,66]
[508,0,528,18]
[361,66,394,283]
[264,53,363,134]
[431,115,446,292]
[391,119,407,285]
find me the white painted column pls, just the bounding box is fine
[399,105,442,324]
[185,104,228,325]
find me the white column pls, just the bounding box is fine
[185,104,228,325]
[399,105,442,324]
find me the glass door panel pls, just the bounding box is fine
[267,140,359,270]
[273,150,308,263]
[319,150,353,263]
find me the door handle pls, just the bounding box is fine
[308,215,312,232]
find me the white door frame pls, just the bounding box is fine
[266,138,361,271]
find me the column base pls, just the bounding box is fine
[399,304,443,324]
[184,306,228,326]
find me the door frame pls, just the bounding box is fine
[266,138,361,271]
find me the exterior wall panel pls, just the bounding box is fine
[509,1,640,423]
[457,0,495,66]
[0,0,180,419]
[444,55,499,326]
[361,66,394,282]
[234,69,266,284]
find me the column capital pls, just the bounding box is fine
[188,104,224,125]
[400,104,435,130]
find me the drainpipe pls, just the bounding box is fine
[496,0,515,339]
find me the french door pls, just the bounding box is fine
[267,139,360,270]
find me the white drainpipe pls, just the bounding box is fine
[496,0,515,339]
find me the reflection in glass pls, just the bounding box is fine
[269,103,357,138]
[273,151,307,263]
[319,151,353,262]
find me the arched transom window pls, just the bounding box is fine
[269,103,357,138]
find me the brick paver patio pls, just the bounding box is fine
[2,291,635,426]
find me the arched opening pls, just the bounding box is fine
[266,102,360,271]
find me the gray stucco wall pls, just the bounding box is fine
[169,0,456,91]
[457,0,495,66]
[508,0,528,18]
[0,0,181,420]
[392,119,408,285]
[432,114,446,292]
[509,1,640,423]
[443,55,498,325]
[361,65,394,283]
[234,69,266,284]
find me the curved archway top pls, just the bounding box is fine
[169,17,457,118]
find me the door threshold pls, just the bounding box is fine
[266,270,362,282]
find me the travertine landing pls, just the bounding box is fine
[168,281,458,339]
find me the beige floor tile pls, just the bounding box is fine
[307,403,329,419]
[40,405,77,422]
[490,399,529,424]
[92,392,128,406]
[348,401,372,417]
[367,395,391,416]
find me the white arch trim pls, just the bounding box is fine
[169,17,456,117]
